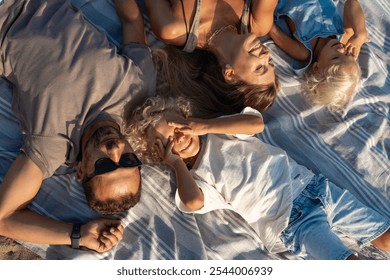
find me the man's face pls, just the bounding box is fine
[78,125,141,203]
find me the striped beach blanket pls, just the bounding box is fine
[0,0,389,259]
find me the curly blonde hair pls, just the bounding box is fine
[124,96,192,163]
[303,62,361,111]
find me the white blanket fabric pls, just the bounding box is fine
[0,0,389,259]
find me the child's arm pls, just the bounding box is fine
[267,22,311,61]
[143,0,187,45]
[155,138,204,211]
[341,0,370,59]
[250,0,278,36]
[168,112,265,136]
[114,0,147,45]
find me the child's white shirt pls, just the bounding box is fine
[175,107,314,253]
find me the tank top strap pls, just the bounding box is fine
[240,0,252,34]
[182,0,201,52]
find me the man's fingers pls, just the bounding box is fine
[116,224,124,235]
[108,226,123,241]
[100,230,120,249]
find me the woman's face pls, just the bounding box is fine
[149,112,201,160]
[228,33,276,86]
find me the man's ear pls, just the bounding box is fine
[76,162,83,182]
[223,64,237,84]
[312,62,319,74]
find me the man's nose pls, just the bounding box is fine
[106,142,125,163]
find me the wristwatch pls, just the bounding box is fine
[71,224,81,249]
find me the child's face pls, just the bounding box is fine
[149,112,201,160]
[315,38,358,73]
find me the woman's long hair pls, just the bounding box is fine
[152,45,278,118]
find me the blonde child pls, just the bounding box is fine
[126,95,390,259]
[268,0,370,110]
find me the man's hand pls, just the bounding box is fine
[79,219,124,253]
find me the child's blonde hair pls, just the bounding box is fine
[303,63,361,111]
[124,96,191,163]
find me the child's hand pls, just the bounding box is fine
[167,117,208,136]
[345,34,370,60]
[155,137,182,167]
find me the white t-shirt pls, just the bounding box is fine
[175,107,314,252]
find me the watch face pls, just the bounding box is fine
[71,224,81,236]
[71,224,81,248]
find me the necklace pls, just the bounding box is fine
[206,25,237,48]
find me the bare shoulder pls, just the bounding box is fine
[250,0,278,36]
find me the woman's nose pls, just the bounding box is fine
[258,46,270,59]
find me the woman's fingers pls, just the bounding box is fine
[168,121,188,128]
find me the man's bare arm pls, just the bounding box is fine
[0,153,71,244]
[0,153,122,252]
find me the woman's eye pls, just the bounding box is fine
[256,65,264,71]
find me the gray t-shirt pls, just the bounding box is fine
[0,0,156,178]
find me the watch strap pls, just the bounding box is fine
[71,223,81,249]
